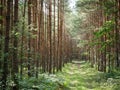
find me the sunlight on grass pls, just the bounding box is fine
[56,61,120,90]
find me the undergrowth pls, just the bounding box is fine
[18,61,120,90]
[19,74,68,90]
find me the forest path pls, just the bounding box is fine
[57,61,119,90]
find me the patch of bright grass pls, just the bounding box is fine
[56,61,120,90]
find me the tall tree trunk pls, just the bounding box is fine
[12,0,19,89]
[28,0,32,77]
[53,0,56,73]
[115,0,119,69]
[20,0,27,80]
[48,0,52,73]
[2,0,11,89]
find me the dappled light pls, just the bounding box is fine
[0,0,120,90]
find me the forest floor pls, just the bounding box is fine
[19,61,120,90]
[57,61,120,90]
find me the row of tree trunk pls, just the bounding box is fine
[83,0,120,72]
[0,0,76,89]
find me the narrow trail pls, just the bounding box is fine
[57,61,120,90]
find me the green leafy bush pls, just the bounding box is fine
[19,74,67,90]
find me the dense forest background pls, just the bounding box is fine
[0,0,120,90]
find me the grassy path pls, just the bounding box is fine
[57,61,120,90]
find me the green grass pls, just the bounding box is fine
[16,61,120,90]
[56,61,120,90]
